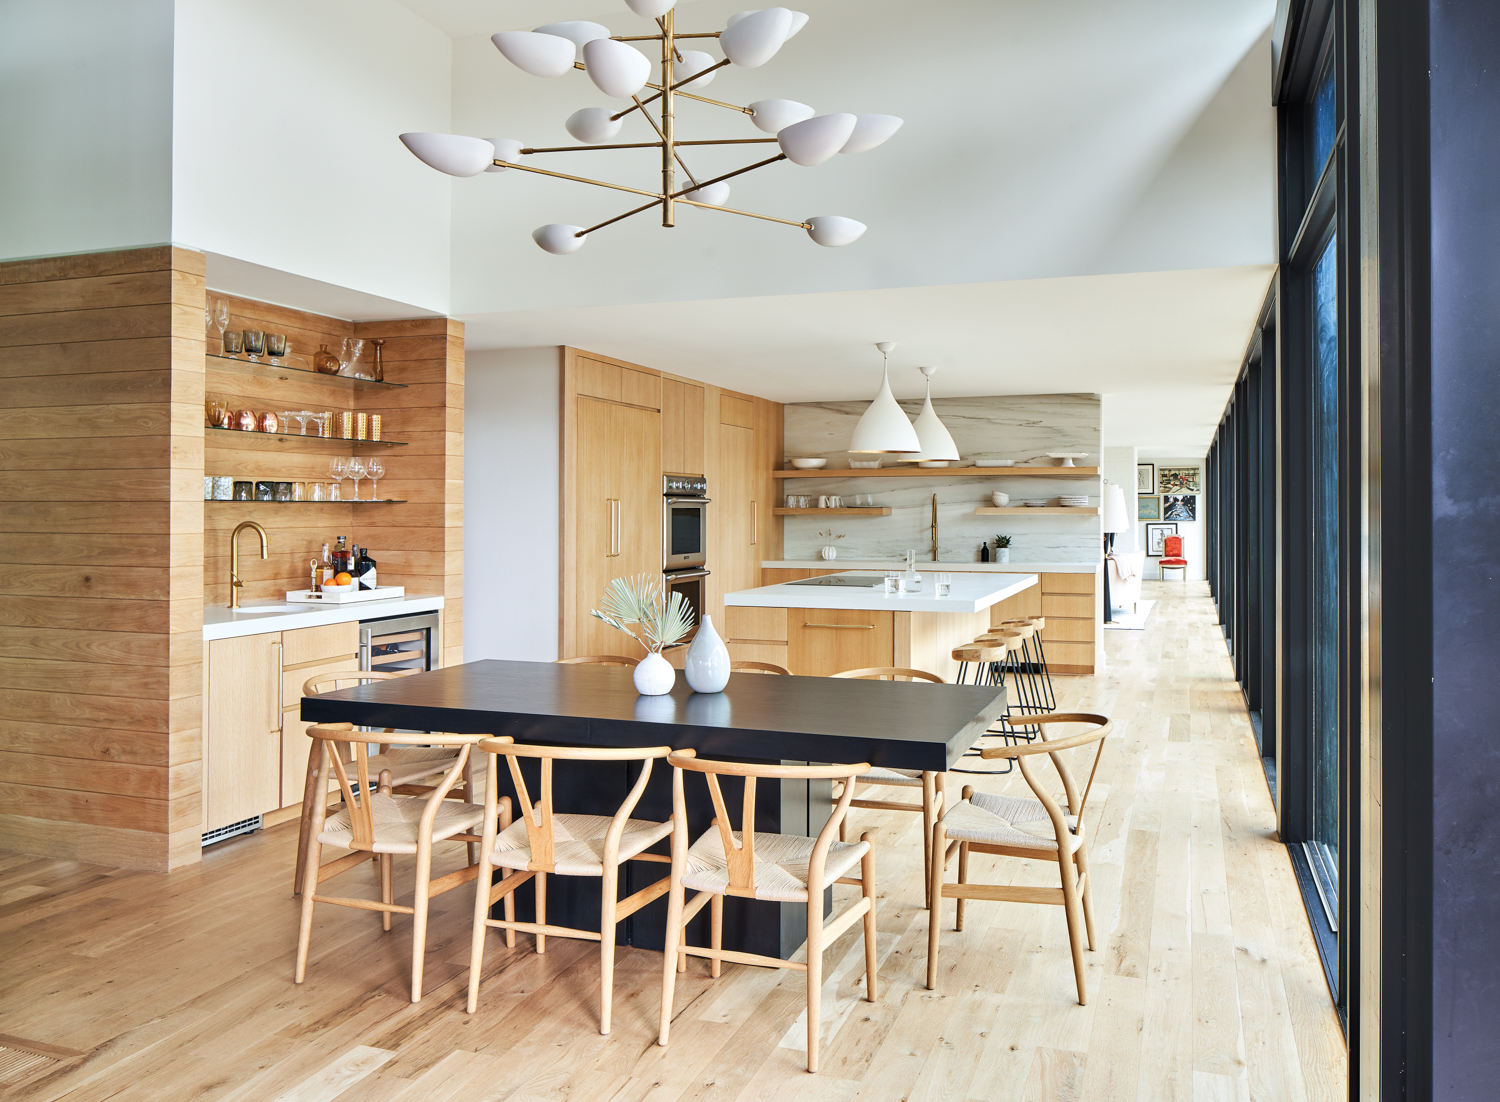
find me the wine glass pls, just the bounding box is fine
[365,457,384,500]
[328,457,348,499]
[213,300,230,355]
[347,456,366,501]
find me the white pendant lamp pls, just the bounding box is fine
[841,114,904,154]
[532,21,609,63]
[720,8,793,67]
[565,108,622,144]
[805,215,866,247]
[674,50,720,91]
[728,9,809,36]
[398,133,495,177]
[748,98,815,134]
[483,138,524,171]
[491,31,576,77]
[850,342,921,454]
[778,113,857,165]
[685,182,731,206]
[533,224,587,254]
[582,38,651,98]
[903,366,960,462]
[625,0,676,16]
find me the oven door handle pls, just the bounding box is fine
[664,496,711,505]
[665,568,711,580]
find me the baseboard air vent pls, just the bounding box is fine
[202,815,262,847]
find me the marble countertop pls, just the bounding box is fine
[762,559,1100,574]
[726,572,1038,615]
[203,594,444,641]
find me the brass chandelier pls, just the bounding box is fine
[399,3,901,254]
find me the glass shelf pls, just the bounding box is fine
[204,499,408,505]
[205,426,407,447]
[204,352,406,390]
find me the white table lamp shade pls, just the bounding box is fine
[1102,483,1130,534]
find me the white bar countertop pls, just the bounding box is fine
[762,559,1100,574]
[726,572,1038,615]
[202,595,444,642]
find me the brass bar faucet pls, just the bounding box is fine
[229,521,268,609]
[931,493,939,561]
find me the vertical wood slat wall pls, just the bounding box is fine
[0,247,206,871]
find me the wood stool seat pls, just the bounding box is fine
[731,660,790,675]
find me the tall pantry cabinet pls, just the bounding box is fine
[560,348,781,660]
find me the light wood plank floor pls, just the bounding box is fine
[0,583,1346,1101]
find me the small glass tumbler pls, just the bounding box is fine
[266,334,288,365]
[369,414,382,441]
[355,412,367,440]
[883,572,900,595]
[222,330,244,357]
[243,329,266,363]
[328,482,341,501]
[292,481,306,501]
[203,476,213,500]
[276,482,293,502]
[255,480,275,501]
[212,476,232,500]
[233,481,252,501]
[310,482,325,501]
[339,411,354,439]
[936,573,952,597]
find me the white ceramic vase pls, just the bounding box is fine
[996,548,1010,563]
[684,614,731,693]
[821,546,838,560]
[633,650,675,696]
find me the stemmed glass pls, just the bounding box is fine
[213,300,230,355]
[365,458,384,500]
[347,456,366,501]
[328,457,348,500]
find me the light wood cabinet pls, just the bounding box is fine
[787,609,895,678]
[661,378,705,475]
[278,622,360,810]
[205,633,283,831]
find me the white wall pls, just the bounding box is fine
[171,0,454,311]
[1101,445,1139,552]
[0,0,174,260]
[1142,456,1207,580]
[464,347,561,660]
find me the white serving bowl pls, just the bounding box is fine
[789,457,827,469]
[322,582,355,594]
[990,492,1010,507]
[916,460,950,468]
[848,459,882,468]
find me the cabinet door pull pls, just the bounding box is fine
[752,501,757,545]
[271,640,284,733]
[802,622,876,629]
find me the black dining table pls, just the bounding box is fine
[302,659,1007,958]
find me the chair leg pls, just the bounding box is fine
[1057,844,1088,1006]
[860,832,877,1003]
[658,861,687,1047]
[410,842,433,1003]
[710,893,723,979]
[926,822,946,990]
[467,853,493,1014]
[462,755,479,866]
[380,852,393,932]
[293,740,322,895]
[956,841,970,931]
[920,772,936,908]
[535,872,547,954]
[805,890,823,1074]
[599,864,619,1035]
[1076,838,1097,952]
[294,836,322,984]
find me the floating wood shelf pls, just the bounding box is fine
[205,499,408,505]
[205,353,407,390]
[205,427,407,447]
[774,466,1099,479]
[975,506,1100,515]
[772,507,892,516]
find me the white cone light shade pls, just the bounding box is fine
[625,0,676,15]
[749,98,814,133]
[582,38,651,98]
[674,50,719,91]
[491,31,576,77]
[805,215,866,247]
[720,7,793,67]
[907,396,960,461]
[685,182,731,206]
[728,9,806,35]
[565,108,622,144]
[483,138,524,172]
[532,225,587,254]
[1102,483,1129,534]
[533,21,610,63]
[777,113,857,165]
[840,113,903,154]
[850,370,921,453]
[399,133,495,177]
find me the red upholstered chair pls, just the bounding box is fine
[1159,535,1188,581]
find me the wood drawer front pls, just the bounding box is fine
[788,609,894,678]
[284,655,361,709]
[1039,641,1095,668]
[620,368,661,410]
[1041,593,1094,619]
[282,621,359,666]
[720,394,755,428]
[1042,572,1096,594]
[576,357,622,402]
[989,584,1043,626]
[724,605,788,643]
[1041,616,1095,643]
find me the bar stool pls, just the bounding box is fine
[1000,616,1056,711]
[954,637,1025,777]
[976,626,1047,732]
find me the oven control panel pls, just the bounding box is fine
[664,475,707,496]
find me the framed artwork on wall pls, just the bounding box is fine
[1163,494,1197,521]
[1138,495,1161,521]
[1157,466,1201,494]
[1145,522,1178,557]
[1137,463,1155,494]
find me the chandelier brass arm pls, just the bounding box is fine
[576,198,663,237]
[674,137,779,146]
[489,158,665,201]
[522,141,663,154]
[667,153,787,198]
[675,198,809,229]
[630,92,701,193]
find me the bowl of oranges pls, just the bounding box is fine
[323,573,355,595]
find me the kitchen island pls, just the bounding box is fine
[724,571,1038,679]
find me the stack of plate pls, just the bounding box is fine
[1059,495,1090,507]
[1022,499,1050,507]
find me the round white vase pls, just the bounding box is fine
[820,546,838,560]
[684,614,731,693]
[633,651,675,696]
[996,548,1010,562]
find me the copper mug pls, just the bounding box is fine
[210,407,233,428]
[234,409,256,431]
[257,411,279,433]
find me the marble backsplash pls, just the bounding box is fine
[781,393,1102,563]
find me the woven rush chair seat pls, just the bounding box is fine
[491,811,673,876]
[372,746,469,786]
[319,792,485,855]
[859,766,923,787]
[682,830,870,903]
[939,792,1082,853]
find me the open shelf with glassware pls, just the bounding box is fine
[773,507,891,516]
[205,427,407,447]
[204,352,407,390]
[975,506,1099,515]
[205,499,408,505]
[773,466,1100,478]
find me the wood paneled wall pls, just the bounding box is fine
[0,247,206,872]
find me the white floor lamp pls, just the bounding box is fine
[1101,482,1129,624]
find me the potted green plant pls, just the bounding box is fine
[994,534,1012,563]
[590,574,695,695]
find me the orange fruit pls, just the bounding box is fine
[334,572,353,586]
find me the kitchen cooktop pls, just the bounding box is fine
[785,575,886,587]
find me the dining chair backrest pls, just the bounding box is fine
[1162,536,1184,559]
[731,661,789,675]
[975,713,1113,828]
[665,751,870,898]
[831,667,944,683]
[557,655,640,667]
[305,722,477,851]
[475,737,671,873]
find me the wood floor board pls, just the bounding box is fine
[0,583,1344,1101]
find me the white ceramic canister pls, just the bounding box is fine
[684,614,731,693]
[633,650,676,696]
